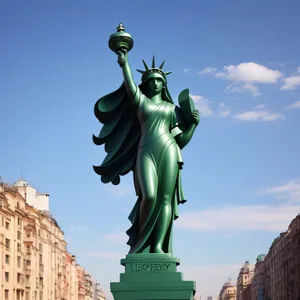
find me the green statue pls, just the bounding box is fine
[93,23,199,255]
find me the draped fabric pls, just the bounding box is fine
[93,83,187,254]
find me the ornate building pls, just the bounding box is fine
[236,261,254,300]
[0,179,106,300]
[262,215,300,300]
[219,278,237,300]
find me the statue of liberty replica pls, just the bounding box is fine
[93,23,199,300]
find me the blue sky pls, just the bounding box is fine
[1,1,300,298]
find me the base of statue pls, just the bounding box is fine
[110,253,196,300]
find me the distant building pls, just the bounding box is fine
[236,260,254,300]
[219,278,237,300]
[251,254,265,300]
[207,295,213,300]
[263,215,300,300]
[0,179,106,300]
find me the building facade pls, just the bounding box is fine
[251,254,265,300]
[262,215,300,300]
[236,261,254,300]
[219,279,237,300]
[0,179,106,300]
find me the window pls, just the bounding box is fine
[17,242,21,252]
[25,292,29,300]
[17,256,21,267]
[38,229,41,236]
[17,230,21,240]
[5,238,10,250]
[5,221,9,229]
[5,254,10,264]
[5,290,9,300]
[18,217,22,226]
[39,243,43,252]
[17,272,21,283]
[27,245,30,253]
[1,216,4,226]
[5,272,9,281]
[39,254,43,263]
[26,260,31,266]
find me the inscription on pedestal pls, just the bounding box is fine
[130,263,170,272]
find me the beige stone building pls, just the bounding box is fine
[219,279,237,300]
[0,179,106,300]
[262,214,300,300]
[236,261,254,300]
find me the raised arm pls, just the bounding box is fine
[117,50,137,101]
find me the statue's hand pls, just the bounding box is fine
[117,49,128,68]
[192,109,200,125]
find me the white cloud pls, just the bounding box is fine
[183,68,190,73]
[297,66,300,73]
[261,180,300,203]
[233,110,284,122]
[202,62,282,96]
[286,101,300,109]
[255,104,265,109]
[222,62,282,83]
[226,83,261,97]
[216,103,231,117]
[242,83,261,97]
[197,67,217,75]
[176,204,300,232]
[190,94,213,117]
[281,76,300,90]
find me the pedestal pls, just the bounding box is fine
[110,254,196,300]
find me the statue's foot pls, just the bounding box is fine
[153,246,164,253]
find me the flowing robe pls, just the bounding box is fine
[126,88,186,254]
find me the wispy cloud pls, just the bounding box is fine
[281,75,300,90]
[261,179,300,203]
[176,204,299,232]
[254,104,265,109]
[190,94,213,117]
[216,103,231,117]
[286,101,300,109]
[197,67,217,75]
[183,68,190,73]
[233,109,284,122]
[202,62,282,96]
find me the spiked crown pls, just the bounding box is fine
[137,56,172,84]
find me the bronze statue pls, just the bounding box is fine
[93,23,199,255]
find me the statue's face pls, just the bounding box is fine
[146,78,163,96]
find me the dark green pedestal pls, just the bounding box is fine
[110,254,196,300]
